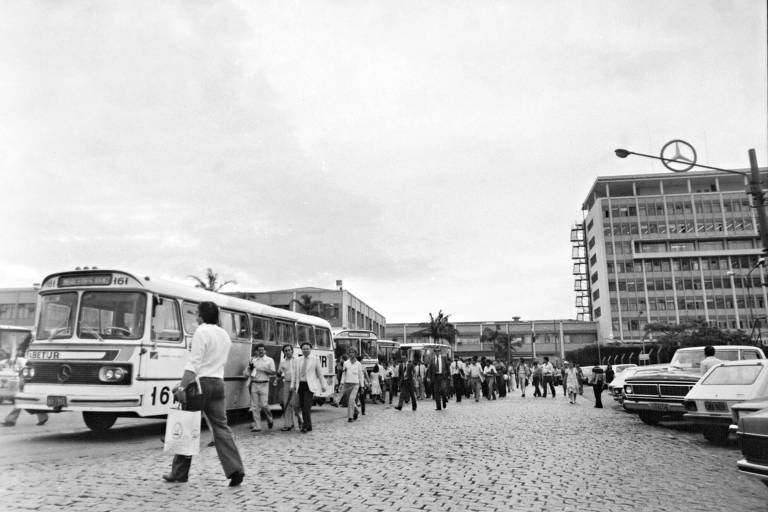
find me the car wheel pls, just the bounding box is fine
[638,411,661,425]
[702,425,729,444]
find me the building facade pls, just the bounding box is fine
[227,287,386,338]
[385,319,598,363]
[578,169,768,343]
[0,288,37,327]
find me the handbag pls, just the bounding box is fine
[163,406,202,456]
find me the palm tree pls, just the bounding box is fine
[188,268,237,292]
[414,310,459,350]
[481,327,522,361]
[288,294,323,316]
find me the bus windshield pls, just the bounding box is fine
[78,291,147,340]
[36,293,78,340]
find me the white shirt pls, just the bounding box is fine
[0,356,27,373]
[184,323,231,379]
[250,354,275,381]
[542,362,554,376]
[343,360,365,385]
[700,356,723,375]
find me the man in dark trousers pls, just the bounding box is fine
[427,346,450,411]
[394,355,418,411]
[591,366,605,408]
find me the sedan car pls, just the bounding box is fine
[608,364,668,404]
[729,396,768,436]
[684,359,768,444]
[736,406,768,487]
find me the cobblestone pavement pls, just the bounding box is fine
[0,390,765,512]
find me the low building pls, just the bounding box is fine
[386,318,598,364]
[226,287,386,339]
[0,287,37,327]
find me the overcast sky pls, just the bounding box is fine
[1,1,766,323]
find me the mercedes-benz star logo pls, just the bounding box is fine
[660,139,697,173]
[57,364,72,383]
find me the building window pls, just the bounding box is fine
[592,289,600,301]
[587,219,594,231]
[588,237,595,249]
[594,307,601,318]
[591,271,599,284]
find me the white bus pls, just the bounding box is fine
[332,329,379,370]
[15,268,335,431]
[398,342,453,364]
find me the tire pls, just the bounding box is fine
[638,411,661,425]
[702,426,729,444]
[82,412,118,432]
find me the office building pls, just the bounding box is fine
[576,169,768,343]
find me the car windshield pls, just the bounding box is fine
[670,349,739,370]
[78,291,147,340]
[701,364,764,386]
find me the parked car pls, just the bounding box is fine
[729,396,768,436]
[684,359,768,443]
[736,406,768,487]
[608,364,668,404]
[623,345,765,427]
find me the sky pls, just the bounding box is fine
[0,1,766,323]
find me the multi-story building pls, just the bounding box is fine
[385,318,598,363]
[579,169,768,343]
[0,287,37,327]
[227,287,386,338]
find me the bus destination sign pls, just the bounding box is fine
[59,275,113,287]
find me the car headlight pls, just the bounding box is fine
[98,366,127,382]
[624,385,633,394]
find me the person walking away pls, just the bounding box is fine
[413,359,426,400]
[164,301,244,486]
[245,343,275,432]
[450,357,465,403]
[467,356,483,402]
[516,360,529,398]
[700,345,722,375]
[605,365,615,385]
[495,360,507,398]
[277,344,302,431]
[297,342,328,433]
[541,357,556,398]
[575,364,584,395]
[358,365,371,416]
[342,349,365,422]
[427,346,450,411]
[591,366,605,408]
[394,355,418,411]
[369,364,383,403]
[564,362,580,404]
[531,361,542,397]
[382,362,393,404]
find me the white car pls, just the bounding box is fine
[608,364,668,404]
[683,359,768,443]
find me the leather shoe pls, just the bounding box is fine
[207,440,215,447]
[394,406,402,411]
[348,418,354,422]
[162,474,188,483]
[267,419,273,429]
[281,426,293,431]
[36,417,48,426]
[228,471,244,487]
[353,410,358,420]
[2,421,15,427]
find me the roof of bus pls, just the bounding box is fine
[40,269,332,329]
[399,342,451,348]
[332,328,377,336]
[0,325,33,332]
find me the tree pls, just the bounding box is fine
[413,310,460,349]
[188,268,237,292]
[288,294,323,316]
[480,327,523,361]
[651,318,752,348]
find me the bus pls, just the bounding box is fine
[332,329,379,370]
[398,342,452,365]
[14,268,335,431]
[376,339,400,365]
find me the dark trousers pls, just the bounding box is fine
[497,376,506,397]
[298,381,314,430]
[398,380,417,410]
[542,375,556,397]
[358,387,366,415]
[592,384,603,408]
[169,377,244,480]
[452,375,463,402]
[390,378,400,404]
[432,375,448,410]
[532,376,542,396]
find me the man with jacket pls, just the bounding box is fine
[427,346,450,411]
[297,342,328,433]
[394,356,418,411]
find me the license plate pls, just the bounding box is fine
[47,395,67,408]
[704,400,727,412]
[648,402,669,412]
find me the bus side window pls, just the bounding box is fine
[250,316,273,342]
[181,301,199,334]
[151,297,182,343]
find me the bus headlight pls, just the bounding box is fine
[21,367,35,380]
[99,366,127,383]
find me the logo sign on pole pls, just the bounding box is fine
[639,353,650,361]
[660,139,697,173]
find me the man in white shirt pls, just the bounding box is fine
[164,301,245,487]
[541,356,556,398]
[700,345,723,375]
[413,360,426,400]
[450,358,466,403]
[278,344,301,431]
[342,349,365,422]
[245,343,275,432]
[467,356,483,402]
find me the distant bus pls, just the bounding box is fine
[398,342,452,364]
[376,339,400,365]
[333,329,379,370]
[15,268,335,431]
[0,325,32,361]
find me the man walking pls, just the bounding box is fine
[413,359,426,400]
[467,356,483,402]
[427,346,450,411]
[164,301,245,486]
[341,349,365,422]
[450,357,465,403]
[541,356,556,398]
[297,342,328,433]
[394,355,418,411]
[278,344,302,431]
[246,343,275,431]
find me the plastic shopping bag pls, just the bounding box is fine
[163,407,201,457]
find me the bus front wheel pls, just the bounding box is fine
[83,412,117,432]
